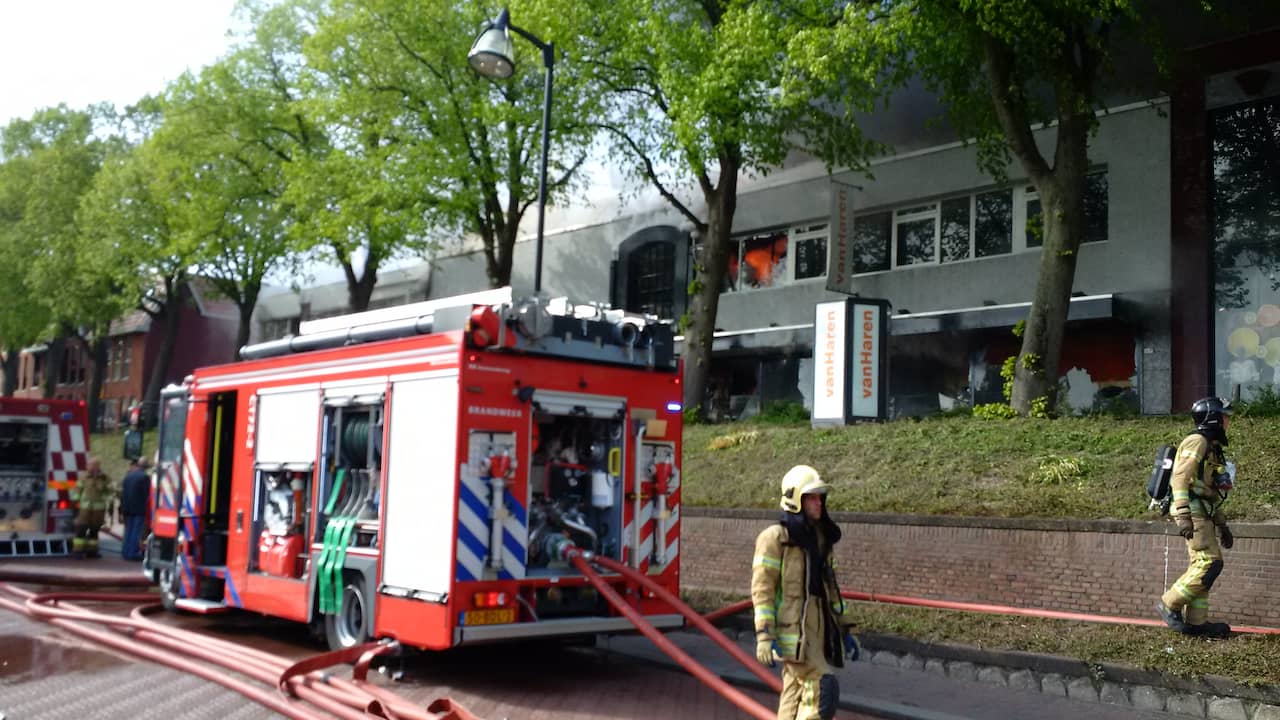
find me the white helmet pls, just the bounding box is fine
[780,465,830,513]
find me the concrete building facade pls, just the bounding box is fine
[254,23,1280,420]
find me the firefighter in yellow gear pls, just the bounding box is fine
[71,457,112,558]
[751,465,859,720]
[1157,397,1235,638]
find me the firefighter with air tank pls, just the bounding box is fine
[751,465,859,720]
[1156,397,1236,639]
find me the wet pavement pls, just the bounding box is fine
[0,555,880,720]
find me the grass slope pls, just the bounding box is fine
[682,589,1280,686]
[683,416,1280,521]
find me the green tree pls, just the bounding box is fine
[300,0,597,294]
[79,113,199,428]
[0,105,123,420]
[797,1,1196,414]
[0,135,54,394]
[537,0,882,416]
[147,53,301,356]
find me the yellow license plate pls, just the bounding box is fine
[463,608,515,625]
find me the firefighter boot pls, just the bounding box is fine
[1186,621,1231,639]
[1156,601,1187,633]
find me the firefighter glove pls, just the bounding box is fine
[756,634,778,667]
[1220,525,1234,549]
[1176,516,1194,540]
[843,632,860,662]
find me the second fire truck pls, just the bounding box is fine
[0,397,90,557]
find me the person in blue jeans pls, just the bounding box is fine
[119,457,151,561]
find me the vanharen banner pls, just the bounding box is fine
[826,178,859,296]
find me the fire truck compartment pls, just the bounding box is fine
[526,399,626,577]
[0,420,49,534]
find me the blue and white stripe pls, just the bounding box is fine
[455,462,528,582]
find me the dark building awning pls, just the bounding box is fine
[891,293,1118,336]
[674,293,1122,355]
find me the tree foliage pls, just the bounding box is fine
[146,47,303,355]
[0,104,125,410]
[299,0,599,292]
[537,0,885,415]
[799,0,1159,414]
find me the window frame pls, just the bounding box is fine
[723,221,830,293]
[891,203,940,268]
[849,169,1109,276]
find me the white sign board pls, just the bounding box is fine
[850,302,882,419]
[812,301,848,425]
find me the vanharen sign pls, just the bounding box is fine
[811,298,889,425]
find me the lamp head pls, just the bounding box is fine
[468,8,514,78]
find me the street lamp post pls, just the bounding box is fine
[468,8,555,294]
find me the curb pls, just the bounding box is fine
[707,611,1280,719]
[595,636,973,720]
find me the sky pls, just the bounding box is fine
[0,0,241,126]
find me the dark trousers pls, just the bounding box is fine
[123,515,146,561]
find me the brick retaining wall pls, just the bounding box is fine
[682,508,1280,628]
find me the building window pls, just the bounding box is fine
[853,212,891,273]
[1024,172,1109,248]
[260,317,300,342]
[627,241,675,318]
[724,223,829,292]
[793,224,828,280]
[851,173,1108,275]
[616,226,689,321]
[120,340,130,381]
[940,197,971,263]
[975,189,1013,257]
[1211,95,1280,399]
[894,204,939,266]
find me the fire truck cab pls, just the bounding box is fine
[144,288,685,650]
[0,397,90,557]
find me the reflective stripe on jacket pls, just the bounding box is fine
[751,522,853,662]
[72,472,113,511]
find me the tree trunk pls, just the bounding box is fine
[493,224,515,289]
[86,336,108,432]
[233,283,261,361]
[1,347,19,397]
[341,245,380,313]
[142,287,184,429]
[682,157,740,418]
[1010,118,1089,415]
[41,333,67,399]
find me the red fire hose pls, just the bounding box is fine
[589,553,782,693]
[568,550,779,720]
[704,592,1280,636]
[0,583,479,720]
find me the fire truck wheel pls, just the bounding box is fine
[158,562,181,611]
[324,574,370,651]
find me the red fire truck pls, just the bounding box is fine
[143,288,684,650]
[0,397,90,557]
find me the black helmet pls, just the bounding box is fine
[1191,397,1233,431]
